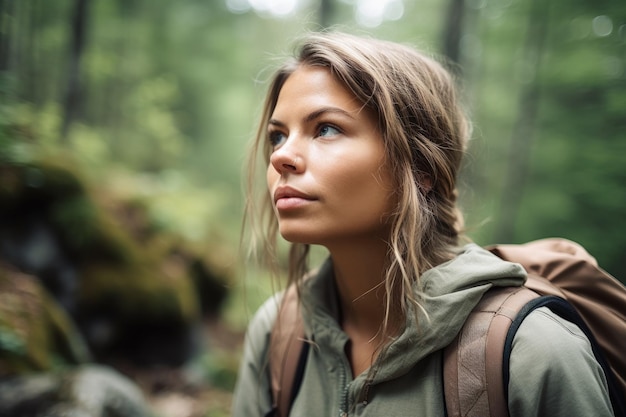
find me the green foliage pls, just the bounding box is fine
[2,0,624,353]
[458,0,626,280]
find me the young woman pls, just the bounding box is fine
[232,32,614,417]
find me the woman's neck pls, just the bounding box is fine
[326,238,401,338]
[326,238,403,375]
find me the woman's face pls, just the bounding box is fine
[266,65,396,247]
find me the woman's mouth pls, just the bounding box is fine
[274,186,316,210]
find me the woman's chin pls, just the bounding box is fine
[280,233,311,244]
[279,228,319,245]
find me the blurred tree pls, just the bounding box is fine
[61,0,90,141]
[460,0,626,279]
[493,0,549,243]
[0,0,15,72]
[518,3,626,279]
[318,0,336,28]
[441,0,466,69]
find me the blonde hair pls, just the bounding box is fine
[245,31,470,328]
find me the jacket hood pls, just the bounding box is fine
[301,244,527,385]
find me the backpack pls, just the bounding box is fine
[268,238,626,417]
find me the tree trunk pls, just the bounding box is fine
[441,0,466,70]
[494,0,550,243]
[318,0,334,29]
[0,0,11,72]
[61,0,90,142]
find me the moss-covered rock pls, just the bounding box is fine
[0,157,231,367]
[0,265,89,377]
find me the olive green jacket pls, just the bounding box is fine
[232,244,613,416]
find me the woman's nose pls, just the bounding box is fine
[269,139,305,174]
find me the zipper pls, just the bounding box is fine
[338,356,350,417]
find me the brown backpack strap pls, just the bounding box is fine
[269,285,305,417]
[443,285,539,417]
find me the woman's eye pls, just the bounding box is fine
[318,124,340,138]
[268,131,287,147]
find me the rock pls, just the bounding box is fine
[0,159,231,367]
[0,264,90,376]
[0,365,156,417]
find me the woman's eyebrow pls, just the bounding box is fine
[304,107,356,123]
[268,106,356,128]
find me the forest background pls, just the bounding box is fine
[0,0,624,416]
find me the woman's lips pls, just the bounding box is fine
[273,186,316,210]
